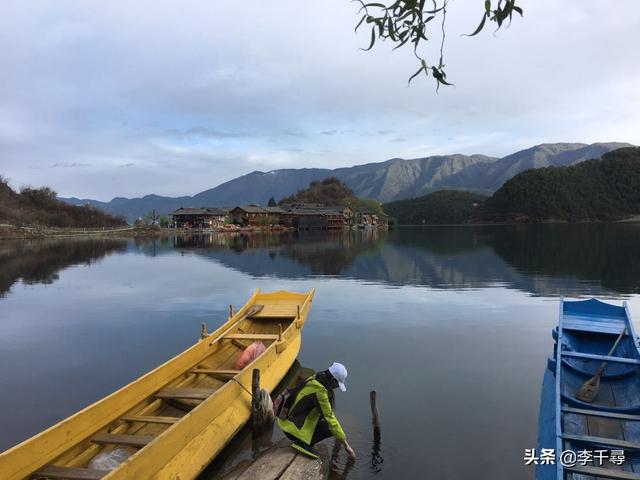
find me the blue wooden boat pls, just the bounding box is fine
[538,298,640,480]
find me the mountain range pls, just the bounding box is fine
[62,142,632,222]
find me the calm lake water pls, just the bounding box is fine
[1,225,640,479]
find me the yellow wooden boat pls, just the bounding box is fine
[0,288,315,480]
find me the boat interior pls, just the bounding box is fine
[557,299,640,479]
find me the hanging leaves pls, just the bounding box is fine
[355,0,523,87]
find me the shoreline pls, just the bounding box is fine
[392,217,640,227]
[0,224,164,240]
[2,219,638,239]
[0,224,300,240]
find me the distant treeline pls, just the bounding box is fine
[383,147,640,224]
[0,178,127,228]
[383,190,488,225]
[481,147,640,222]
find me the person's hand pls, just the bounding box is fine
[344,441,356,460]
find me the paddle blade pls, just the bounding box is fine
[246,304,264,318]
[575,373,601,403]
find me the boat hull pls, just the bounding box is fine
[0,289,315,480]
[537,299,640,479]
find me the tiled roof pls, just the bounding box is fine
[283,207,344,216]
[172,207,227,216]
[233,205,268,213]
[263,206,286,214]
[317,207,347,215]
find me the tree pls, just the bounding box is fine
[349,197,386,217]
[20,186,57,205]
[281,177,355,205]
[159,215,170,228]
[146,209,160,225]
[355,0,523,88]
[268,196,277,207]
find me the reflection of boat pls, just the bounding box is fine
[537,298,640,479]
[0,289,315,480]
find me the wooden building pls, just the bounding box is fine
[280,204,353,230]
[172,207,228,229]
[357,207,379,227]
[230,205,285,227]
[317,206,353,229]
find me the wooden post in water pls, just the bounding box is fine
[251,368,274,435]
[370,390,381,443]
[370,390,383,469]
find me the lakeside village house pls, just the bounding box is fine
[171,203,388,230]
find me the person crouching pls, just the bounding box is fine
[276,362,356,460]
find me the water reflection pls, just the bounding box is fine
[0,238,127,296]
[2,226,639,479]
[1,225,639,298]
[486,224,640,294]
[170,225,640,296]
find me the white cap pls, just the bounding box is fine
[328,362,348,392]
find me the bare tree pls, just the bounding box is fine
[146,209,160,225]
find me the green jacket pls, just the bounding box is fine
[277,376,346,444]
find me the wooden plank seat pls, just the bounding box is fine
[250,304,298,319]
[154,388,215,400]
[562,407,640,422]
[562,351,640,365]
[188,369,240,376]
[91,433,154,448]
[562,433,640,451]
[31,465,108,480]
[565,465,640,480]
[563,316,626,335]
[223,334,279,341]
[120,415,180,425]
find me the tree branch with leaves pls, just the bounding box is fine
[354,0,523,87]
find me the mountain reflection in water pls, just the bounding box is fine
[171,225,640,296]
[0,238,127,297]
[1,224,639,298]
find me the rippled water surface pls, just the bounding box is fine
[1,225,639,479]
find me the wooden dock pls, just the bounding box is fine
[221,440,328,480]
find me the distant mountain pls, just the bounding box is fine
[465,142,632,191]
[62,142,632,222]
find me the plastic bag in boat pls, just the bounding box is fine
[88,447,132,471]
[235,341,266,370]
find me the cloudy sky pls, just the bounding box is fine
[0,1,639,200]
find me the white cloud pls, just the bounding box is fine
[0,0,638,200]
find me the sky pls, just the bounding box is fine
[0,1,639,201]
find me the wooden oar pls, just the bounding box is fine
[575,328,627,403]
[209,304,264,346]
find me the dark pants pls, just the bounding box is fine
[284,418,332,448]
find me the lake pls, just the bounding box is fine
[1,225,640,479]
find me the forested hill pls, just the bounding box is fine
[279,177,356,205]
[0,179,126,227]
[281,177,385,215]
[480,147,640,222]
[383,190,488,225]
